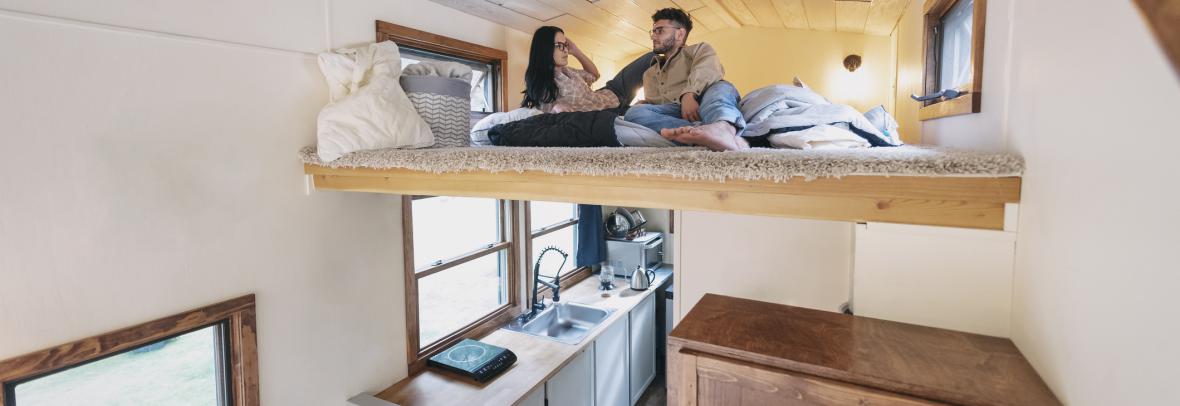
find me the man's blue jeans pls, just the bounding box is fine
[623,80,746,139]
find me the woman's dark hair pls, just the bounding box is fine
[522,26,564,109]
[651,8,692,35]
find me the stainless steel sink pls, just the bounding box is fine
[503,302,614,345]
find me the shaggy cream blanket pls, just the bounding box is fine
[299,145,1023,182]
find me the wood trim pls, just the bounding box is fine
[414,242,511,278]
[524,202,534,310]
[1132,0,1180,78]
[229,305,261,406]
[921,0,946,108]
[919,0,986,121]
[376,20,509,112]
[918,92,978,120]
[0,295,259,406]
[531,218,578,238]
[403,198,519,374]
[401,196,420,372]
[308,165,1021,231]
[694,354,942,405]
[673,348,699,406]
[510,200,521,311]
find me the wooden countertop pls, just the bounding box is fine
[668,294,1060,406]
[377,268,673,406]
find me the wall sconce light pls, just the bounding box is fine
[843,54,862,72]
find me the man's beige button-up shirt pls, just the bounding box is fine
[642,42,725,105]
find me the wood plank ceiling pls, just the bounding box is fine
[430,0,910,61]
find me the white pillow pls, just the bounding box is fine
[470,107,543,146]
[316,41,433,162]
[863,105,903,146]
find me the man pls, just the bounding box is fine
[624,8,748,151]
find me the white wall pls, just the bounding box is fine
[1003,1,1180,404]
[675,211,851,321]
[891,0,1180,402]
[853,223,1015,337]
[0,1,529,404]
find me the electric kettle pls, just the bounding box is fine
[629,266,655,291]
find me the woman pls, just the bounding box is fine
[521,26,621,113]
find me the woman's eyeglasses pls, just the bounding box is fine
[554,42,568,52]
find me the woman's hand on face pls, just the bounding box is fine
[566,38,583,56]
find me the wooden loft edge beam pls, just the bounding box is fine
[304,164,1020,230]
[303,165,1021,203]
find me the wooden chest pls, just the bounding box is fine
[667,294,1060,405]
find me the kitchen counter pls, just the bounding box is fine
[376,267,673,406]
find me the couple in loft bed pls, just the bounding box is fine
[480,8,902,152]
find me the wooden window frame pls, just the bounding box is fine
[0,295,259,406]
[376,20,509,114]
[524,202,593,304]
[402,196,520,374]
[919,0,987,121]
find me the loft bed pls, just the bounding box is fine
[301,146,1022,230]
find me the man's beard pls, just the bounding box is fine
[653,37,677,54]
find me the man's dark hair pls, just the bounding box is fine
[651,8,692,34]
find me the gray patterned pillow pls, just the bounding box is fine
[399,75,471,148]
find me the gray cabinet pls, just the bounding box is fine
[547,346,594,406]
[519,384,545,406]
[629,294,657,404]
[594,316,630,406]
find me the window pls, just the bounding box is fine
[401,196,518,373]
[527,202,591,300]
[919,0,986,121]
[0,295,258,406]
[377,21,507,120]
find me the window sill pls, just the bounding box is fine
[918,93,980,121]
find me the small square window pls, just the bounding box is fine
[919,0,986,121]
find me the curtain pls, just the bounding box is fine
[575,204,606,267]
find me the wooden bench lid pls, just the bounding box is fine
[669,294,1060,406]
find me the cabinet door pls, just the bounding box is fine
[694,355,941,406]
[629,294,657,404]
[518,384,545,406]
[595,316,630,406]
[547,346,595,406]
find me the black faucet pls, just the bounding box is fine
[527,246,568,320]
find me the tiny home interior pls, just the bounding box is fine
[1,0,1178,405]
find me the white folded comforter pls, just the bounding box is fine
[740,85,903,148]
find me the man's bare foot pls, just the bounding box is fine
[676,121,747,151]
[660,126,693,140]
